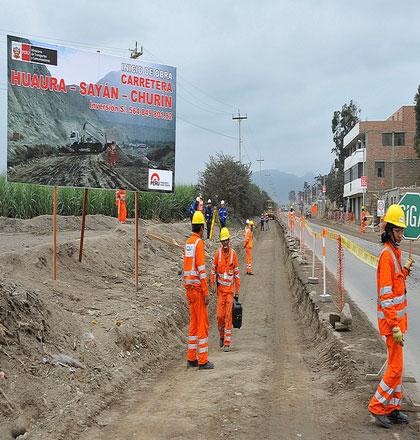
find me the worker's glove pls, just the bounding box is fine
[204,295,209,306]
[404,257,415,272]
[392,327,404,345]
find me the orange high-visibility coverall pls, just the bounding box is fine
[116,190,127,223]
[211,247,240,347]
[288,211,296,235]
[244,226,253,273]
[183,233,209,366]
[368,242,409,416]
[360,210,366,233]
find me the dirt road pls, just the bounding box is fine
[8,154,139,189]
[81,222,416,440]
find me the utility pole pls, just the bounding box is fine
[232,109,247,163]
[130,41,143,59]
[391,131,395,189]
[256,153,264,189]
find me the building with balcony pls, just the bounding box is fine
[343,105,420,221]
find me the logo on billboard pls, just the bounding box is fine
[11,40,57,66]
[148,169,173,191]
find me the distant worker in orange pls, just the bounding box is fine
[211,227,240,352]
[108,140,117,167]
[288,207,296,236]
[368,204,415,428]
[183,211,214,370]
[115,189,127,224]
[244,219,254,275]
[360,206,367,233]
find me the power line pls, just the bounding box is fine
[232,110,247,163]
[177,114,237,140]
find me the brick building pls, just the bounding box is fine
[343,105,420,221]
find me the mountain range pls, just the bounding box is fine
[252,169,316,204]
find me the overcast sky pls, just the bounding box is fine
[1,0,420,186]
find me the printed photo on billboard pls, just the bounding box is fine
[6,35,176,192]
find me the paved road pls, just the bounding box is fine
[300,221,420,386]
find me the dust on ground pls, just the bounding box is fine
[0,216,418,439]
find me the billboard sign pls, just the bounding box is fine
[7,35,176,192]
[361,176,368,188]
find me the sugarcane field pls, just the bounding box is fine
[2,2,420,440]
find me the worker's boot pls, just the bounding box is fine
[388,410,409,424]
[223,346,230,352]
[219,338,224,348]
[370,412,392,429]
[187,360,198,368]
[199,361,214,370]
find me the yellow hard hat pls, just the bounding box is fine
[220,227,230,241]
[192,211,205,225]
[249,220,254,226]
[383,204,407,228]
[361,206,365,210]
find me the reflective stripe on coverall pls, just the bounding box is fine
[116,190,127,223]
[244,225,253,273]
[211,247,240,347]
[183,233,209,365]
[368,242,409,415]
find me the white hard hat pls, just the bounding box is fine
[207,199,211,203]
[221,200,225,205]
[196,197,200,202]
[246,219,250,224]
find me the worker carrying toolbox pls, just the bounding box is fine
[183,211,214,370]
[211,227,240,352]
[368,204,415,429]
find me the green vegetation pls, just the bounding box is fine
[198,153,271,219]
[0,176,195,222]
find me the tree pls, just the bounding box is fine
[198,153,269,219]
[329,100,360,205]
[414,85,420,157]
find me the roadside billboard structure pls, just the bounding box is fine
[6,34,177,287]
[7,35,176,192]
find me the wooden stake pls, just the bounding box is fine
[79,188,89,262]
[53,186,57,281]
[135,192,139,291]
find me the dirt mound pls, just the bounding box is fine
[0,214,117,235]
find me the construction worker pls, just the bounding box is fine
[183,211,214,370]
[260,213,265,231]
[368,204,415,428]
[288,208,296,236]
[244,219,254,275]
[265,211,270,231]
[115,189,127,224]
[189,196,199,222]
[211,227,240,352]
[219,200,228,228]
[108,141,117,167]
[205,199,213,239]
[360,206,367,233]
[197,193,204,212]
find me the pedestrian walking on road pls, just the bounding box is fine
[244,220,254,275]
[205,199,213,239]
[183,211,214,370]
[260,213,265,231]
[219,200,228,228]
[211,227,240,352]
[368,204,415,428]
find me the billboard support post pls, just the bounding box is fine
[135,192,139,291]
[78,189,89,262]
[53,186,57,281]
